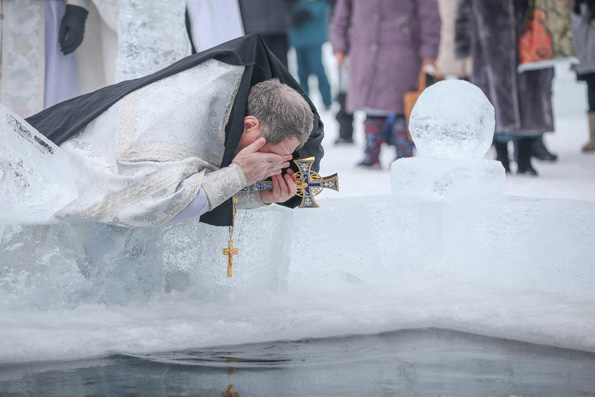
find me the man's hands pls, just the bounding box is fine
[232,137,292,186]
[260,169,297,204]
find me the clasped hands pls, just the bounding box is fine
[232,137,297,205]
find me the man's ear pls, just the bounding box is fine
[243,116,260,135]
[236,116,262,153]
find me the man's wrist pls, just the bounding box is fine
[201,163,247,210]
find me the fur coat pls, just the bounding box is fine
[572,0,595,76]
[455,0,554,135]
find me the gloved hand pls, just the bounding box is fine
[59,5,89,55]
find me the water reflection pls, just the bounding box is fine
[1,329,595,396]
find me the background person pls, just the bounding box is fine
[455,0,554,176]
[289,0,333,110]
[330,0,441,168]
[572,0,595,152]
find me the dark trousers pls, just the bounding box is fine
[295,45,332,106]
[582,73,595,112]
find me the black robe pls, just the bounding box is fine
[26,34,325,227]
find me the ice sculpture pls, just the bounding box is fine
[0,105,77,224]
[408,79,495,160]
[115,0,191,82]
[392,80,504,199]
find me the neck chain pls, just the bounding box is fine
[223,195,239,277]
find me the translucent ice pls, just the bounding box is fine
[391,158,505,199]
[116,0,191,82]
[0,105,77,224]
[409,80,495,159]
[162,205,293,298]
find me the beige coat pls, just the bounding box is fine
[436,0,472,78]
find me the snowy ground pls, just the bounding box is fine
[301,46,595,202]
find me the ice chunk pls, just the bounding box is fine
[162,204,293,298]
[0,104,78,224]
[409,80,495,159]
[116,0,191,82]
[0,221,165,310]
[391,158,506,199]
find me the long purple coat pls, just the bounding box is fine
[330,0,441,114]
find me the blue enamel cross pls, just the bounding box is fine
[240,157,339,208]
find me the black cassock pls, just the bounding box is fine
[26,34,324,227]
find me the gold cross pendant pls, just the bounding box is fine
[223,238,238,277]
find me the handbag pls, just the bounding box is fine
[518,0,577,72]
[403,68,438,127]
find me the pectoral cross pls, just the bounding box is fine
[225,158,339,277]
[221,384,239,397]
[223,239,238,277]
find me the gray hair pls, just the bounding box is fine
[246,79,313,148]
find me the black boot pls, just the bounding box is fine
[494,141,511,173]
[517,138,538,176]
[334,93,354,145]
[532,136,558,161]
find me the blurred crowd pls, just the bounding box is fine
[1,0,594,177]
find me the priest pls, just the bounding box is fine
[26,34,324,228]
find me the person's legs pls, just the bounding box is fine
[517,137,539,176]
[358,115,385,167]
[493,140,511,173]
[583,73,595,152]
[532,134,558,161]
[295,47,310,94]
[494,133,516,173]
[335,63,354,144]
[335,92,354,143]
[309,46,332,108]
[392,115,414,159]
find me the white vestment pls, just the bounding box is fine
[0,0,45,117]
[45,1,79,109]
[0,0,80,117]
[186,0,244,52]
[58,59,247,227]
[67,0,119,93]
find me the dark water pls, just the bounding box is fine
[1,329,595,396]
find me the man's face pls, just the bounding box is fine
[260,137,301,156]
[236,116,301,156]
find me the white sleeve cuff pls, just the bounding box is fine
[201,163,247,210]
[236,190,269,210]
[164,187,210,225]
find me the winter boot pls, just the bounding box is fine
[583,112,595,152]
[516,138,538,176]
[392,115,414,159]
[532,136,558,161]
[335,93,354,144]
[358,116,385,168]
[494,141,511,173]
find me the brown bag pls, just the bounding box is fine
[403,69,429,127]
